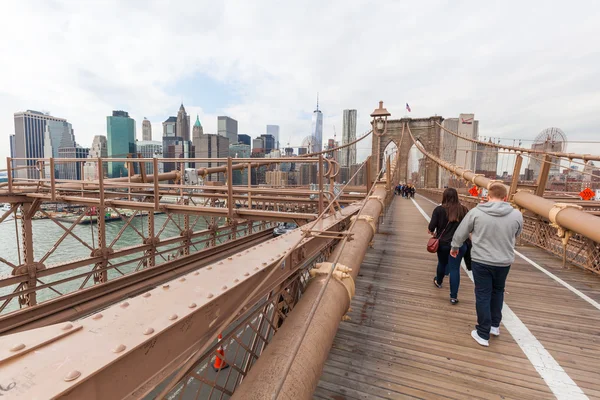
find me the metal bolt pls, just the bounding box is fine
[62,323,73,331]
[162,284,170,290]
[92,313,103,320]
[64,370,81,382]
[234,278,239,283]
[143,327,154,335]
[228,257,233,261]
[169,314,178,321]
[112,344,126,353]
[270,258,274,261]
[188,302,197,309]
[221,285,228,290]
[142,292,152,298]
[262,262,267,266]
[254,267,259,271]
[244,272,250,276]
[193,271,199,275]
[217,262,222,266]
[10,343,25,352]
[236,254,242,257]
[179,277,186,282]
[120,302,129,308]
[208,266,213,270]
[207,292,214,299]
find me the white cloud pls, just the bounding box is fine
[2,0,600,168]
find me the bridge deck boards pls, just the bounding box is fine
[316,194,600,400]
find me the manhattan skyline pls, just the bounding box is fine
[2,1,600,169]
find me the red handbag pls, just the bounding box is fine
[427,223,449,253]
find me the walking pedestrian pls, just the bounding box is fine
[428,188,468,304]
[451,183,523,347]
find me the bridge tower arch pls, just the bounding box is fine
[371,116,443,188]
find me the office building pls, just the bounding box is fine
[142,118,152,141]
[259,134,276,154]
[230,143,251,185]
[218,116,238,144]
[238,134,251,146]
[12,110,73,179]
[341,109,357,167]
[252,137,264,153]
[266,125,280,149]
[107,110,136,178]
[83,135,108,180]
[136,140,163,175]
[57,146,89,180]
[196,134,229,182]
[176,104,191,141]
[475,140,499,179]
[192,115,204,139]
[310,98,323,152]
[439,114,478,187]
[163,116,177,137]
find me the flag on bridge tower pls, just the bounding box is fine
[406,103,411,112]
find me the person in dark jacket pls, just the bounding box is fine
[428,188,469,304]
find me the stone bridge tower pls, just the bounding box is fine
[371,116,443,188]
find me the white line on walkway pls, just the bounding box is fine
[410,197,588,400]
[416,194,600,312]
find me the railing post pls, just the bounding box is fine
[318,154,324,215]
[509,154,523,201]
[147,211,155,268]
[50,158,56,201]
[227,157,234,219]
[535,154,552,197]
[19,203,37,307]
[95,158,108,284]
[6,157,13,192]
[247,162,252,209]
[153,158,160,210]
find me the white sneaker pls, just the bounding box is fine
[471,330,489,347]
[490,326,500,337]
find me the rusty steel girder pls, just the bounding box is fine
[0,204,360,399]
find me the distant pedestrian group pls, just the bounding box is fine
[395,183,415,199]
[426,183,523,347]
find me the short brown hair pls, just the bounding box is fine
[488,183,508,200]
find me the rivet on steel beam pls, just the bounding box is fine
[262,262,267,266]
[244,272,250,276]
[217,262,222,265]
[120,302,130,308]
[207,292,214,299]
[208,266,213,270]
[162,284,170,290]
[10,343,25,352]
[270,258,274,261]
[259,244,263,247]
[179,277,186,282]
[143,292,151,298]
[254,267,259,271]
[221,285,228,290]
[62,323,73,331]
[143,327,154,335]
[112,344,126,353]
[234,278,239,283]
[253,247,257,250]
[92,313,103,320]
[189,302,197,308]
[193,271,199,275]
[228,257,233,261]
[236,253,242,257]
[169,314,178,321]
[64,370,81,382]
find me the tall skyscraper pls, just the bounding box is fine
[266,125,280,149]
[230,143,251,185]
[142,118,152,141]
[475,139,499,179]
[57,146,89,180]
[12,110,74,179]
[341,109,357,167]
[192,115,204,139]
[136,140,163,175]
[162,116,177,137]
[259,134,275,154]
[238,134,251,146]
[176,104,191,141]
[439,115,479,187]
[310,97,323,152]
[218,116,238,144]
[83,135,109,180]
[106,110,136,178]
[196,134,229,182]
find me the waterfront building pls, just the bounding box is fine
[106,110,136,178]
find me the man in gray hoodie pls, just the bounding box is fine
[451,183,523,347]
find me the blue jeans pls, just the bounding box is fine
[436,243,467,299]
[472,261,511,340]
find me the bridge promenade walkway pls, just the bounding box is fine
[315,194,600,400]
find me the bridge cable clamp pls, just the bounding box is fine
[548,203,583,243]
[350,215,376,236]
[310,262,355,307]
[368,195,385,215]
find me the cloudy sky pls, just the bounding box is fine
[2,0,600,169]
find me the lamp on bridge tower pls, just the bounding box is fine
[371,101,392,174]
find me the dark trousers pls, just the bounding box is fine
[472,261,511,340]
[436,243,467,299]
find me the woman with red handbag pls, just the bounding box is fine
[427,188,469,304]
